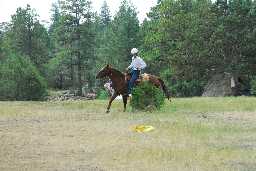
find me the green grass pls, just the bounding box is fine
[0,97,256,171]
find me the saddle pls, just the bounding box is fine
[125,72,143,85]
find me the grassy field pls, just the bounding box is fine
[0,97,256,171]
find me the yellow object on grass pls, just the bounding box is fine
[132,125,155,133]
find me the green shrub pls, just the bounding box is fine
[44,53,72,89]
[173,80,205,97]
[97,89,109,99]
[0,54,47,100]
[130,81,165,111]
[160,70,204,97]
[250,77,256,96]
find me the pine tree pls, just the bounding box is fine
[58,0,94,95]
[100,0,111,28]
[6,5,50,71]
[111,0,140,69]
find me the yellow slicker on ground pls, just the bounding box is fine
[132,125,155,133]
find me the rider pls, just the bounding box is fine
[126,48,147,96]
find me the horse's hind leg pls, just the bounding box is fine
[122,95,128,112]
[106,92,118,113]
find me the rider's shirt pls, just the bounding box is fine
[128,56,147,70]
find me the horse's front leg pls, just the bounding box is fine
[122,94,128,112]
[106,92,118,113]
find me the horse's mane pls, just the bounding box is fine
[110,67,125,78]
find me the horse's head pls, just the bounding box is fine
[96,64,112,79]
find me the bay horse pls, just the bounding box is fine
[96,64,170,113]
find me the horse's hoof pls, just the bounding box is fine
[106,110,110,113]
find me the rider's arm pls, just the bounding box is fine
[127,63,133,70]
[127,58,136,69]
[140,58,147,69]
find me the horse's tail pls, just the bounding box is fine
[158,78,171,101]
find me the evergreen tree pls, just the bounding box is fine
[110,0,140,70]
[100,0,111,28]
[95,1,113,66]
[58,0,95,95]
[6,5,50,71]
[141,0,218,96]
[0,53,47,100]
[46,2,71,89]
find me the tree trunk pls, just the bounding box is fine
[77,51,82,96]
[70,58,75,88]
[75,6,82,96]
[27,22,33,62]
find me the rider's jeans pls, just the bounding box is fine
[128,70,140,94]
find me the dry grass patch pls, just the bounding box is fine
[0,97,256,170]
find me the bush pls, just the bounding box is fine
[44,53,72,89]
[250,77,256,96]
[160,70,204,97]
[171,79,205,97]
[97,89,109,99]
[0,54,47,100]
[130,81,165,111]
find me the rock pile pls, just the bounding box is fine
[46,90,96,101]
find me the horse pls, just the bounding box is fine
[96,64,171,113]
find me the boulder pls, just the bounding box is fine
[202,73,237,97]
